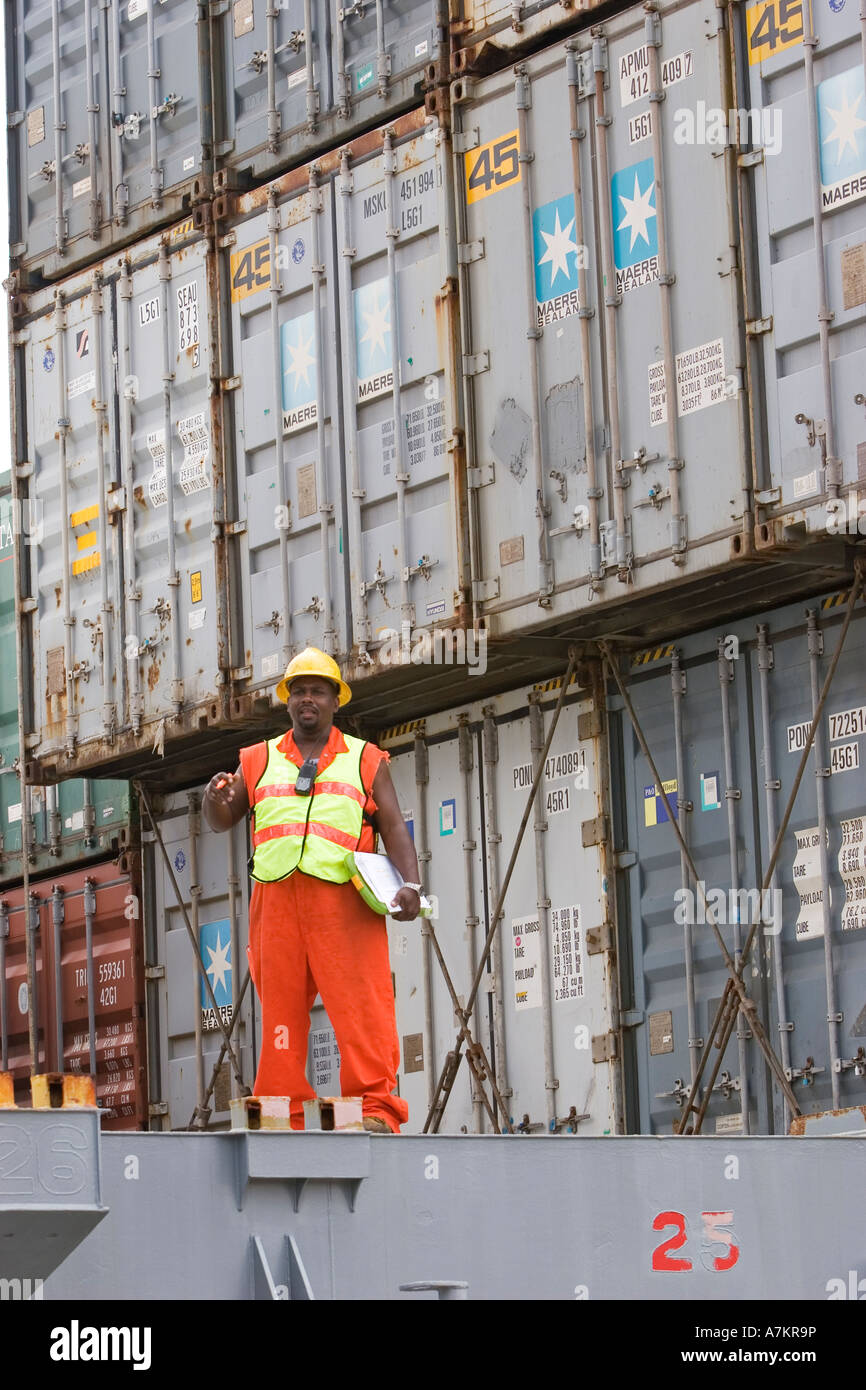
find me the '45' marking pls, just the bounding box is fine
[746,0,803,65]
[652,1210,740,1272]
[464,130,520,205]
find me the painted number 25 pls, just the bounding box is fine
[651,1210,739,1273]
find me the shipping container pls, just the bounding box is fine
[12,217,241,786]
[609,586,866,1135]
[5,0,212,285]
[450,0,610,71]
[450,0,857,651]
[142,787,258,1129]
[211,0,450,189]
[0,488,134,882]
[743,0,866,542]
[219,106,472,721]
[377,669,620,1133]
[0,856,148,1127]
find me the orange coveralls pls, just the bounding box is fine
[240,726,409,1133]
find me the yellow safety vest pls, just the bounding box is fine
[250,733,368,884]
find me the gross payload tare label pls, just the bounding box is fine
[839,817,866,932]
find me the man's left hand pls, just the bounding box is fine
[389,887,421,922]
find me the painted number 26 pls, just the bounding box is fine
[651,1210,739,1273]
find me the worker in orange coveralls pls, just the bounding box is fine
[203,648,421,1133]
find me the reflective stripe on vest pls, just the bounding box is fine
[250,734,367,884]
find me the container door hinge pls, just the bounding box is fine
[591,1031,618,1064]
[614,849,637,870]
[15,461,33,480]
[453,126,479,153]
[223,519,247,536]
[737,148,764,168]
[755,486,781,506]
[218,231,237,249]
[467,462,494,488]
[107,486,126,515]
[581,814,607,847]
[7,111,24,129]
[746,316,773,336]
[586,920,615,955]
[148,1101,169,1117]
[472,577,499,601]
[145,965,165,981]
[577,708,602,739]
[457,238,485,264]
[220,375,242,392]
[620,1010,644,1029]
[463,350,489,376]
[19,597,38,615]
[231,665,253,680]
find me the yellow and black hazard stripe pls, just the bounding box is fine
[170,218,196,241]
[821,591,850,610]
[532,671,582,694]
[380,718,426,743]
[631,643,675,667]
[70,503,100,576]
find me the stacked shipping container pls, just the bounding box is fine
[4,0,865,1133]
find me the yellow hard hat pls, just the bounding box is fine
[275,647,352,707]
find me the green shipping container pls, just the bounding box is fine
[0,490,135,883]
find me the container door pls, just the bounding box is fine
[148,793,256,1129]
[27,277,122,763]
[749,600,866,1127]
[483,683,615,1134]
[745,0,866,520]
[226,182,350,695]
[123,232,227,726]
[333,0,436,128]
[8,0,111,276]
[110,0,206,220]
[611,639,768,1135]
[335,118,467,658]
[217,0,329,182]
[385,719,486,1133]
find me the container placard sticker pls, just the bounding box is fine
[199,918,233,1032]
[438,798,455,836]
[644,779,678,827]
[72,176,92,199]
[310,1026,341,1094]
[7,802,22,824]
[261,653,281,679]
[402,809,415,842]
[176,280,200,365]
[618,45,693,108]
[147,429,168,507]
[533,193,582,327]
[839,817,866,931]
[75,329,90,360]
[67,370,96,399]
[786,720,811,753]
[139,295,160,327]
[463,129,520,205]
[830,741,860,775]
[176,410,210,495]
[354,279,394,401]
[65,809,85,832]
[648,339,727,426]
[610,158,659,295]
[281,312,318,434]
[355,62,375,94]
[69,502,100,576]
[746,0,803,65]
[817,66,866,210]
[792,825,831,940]
[510,915,542,1010]
[552,904,584,1002]
[700,771,722,811]
[404,398,446,469]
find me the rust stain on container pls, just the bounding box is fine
[0,1072,14,1107]
[147,660,160,692]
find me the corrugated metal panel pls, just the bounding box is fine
[213,0,446,187]
[221,108,469,711]
[453,0,609,67]
[452,0,855,648]
[6,0,212,285]
[0,857,148,1128]
[143,789,257,1129]
[380,672,619,1133]
[612,592,866,1134]
[745,0,866,533]
[15,221,239,783]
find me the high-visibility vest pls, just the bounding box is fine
[250,733,369,884]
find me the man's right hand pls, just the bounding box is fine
[203,767,249,831]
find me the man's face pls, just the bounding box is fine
[287,676,340,736]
